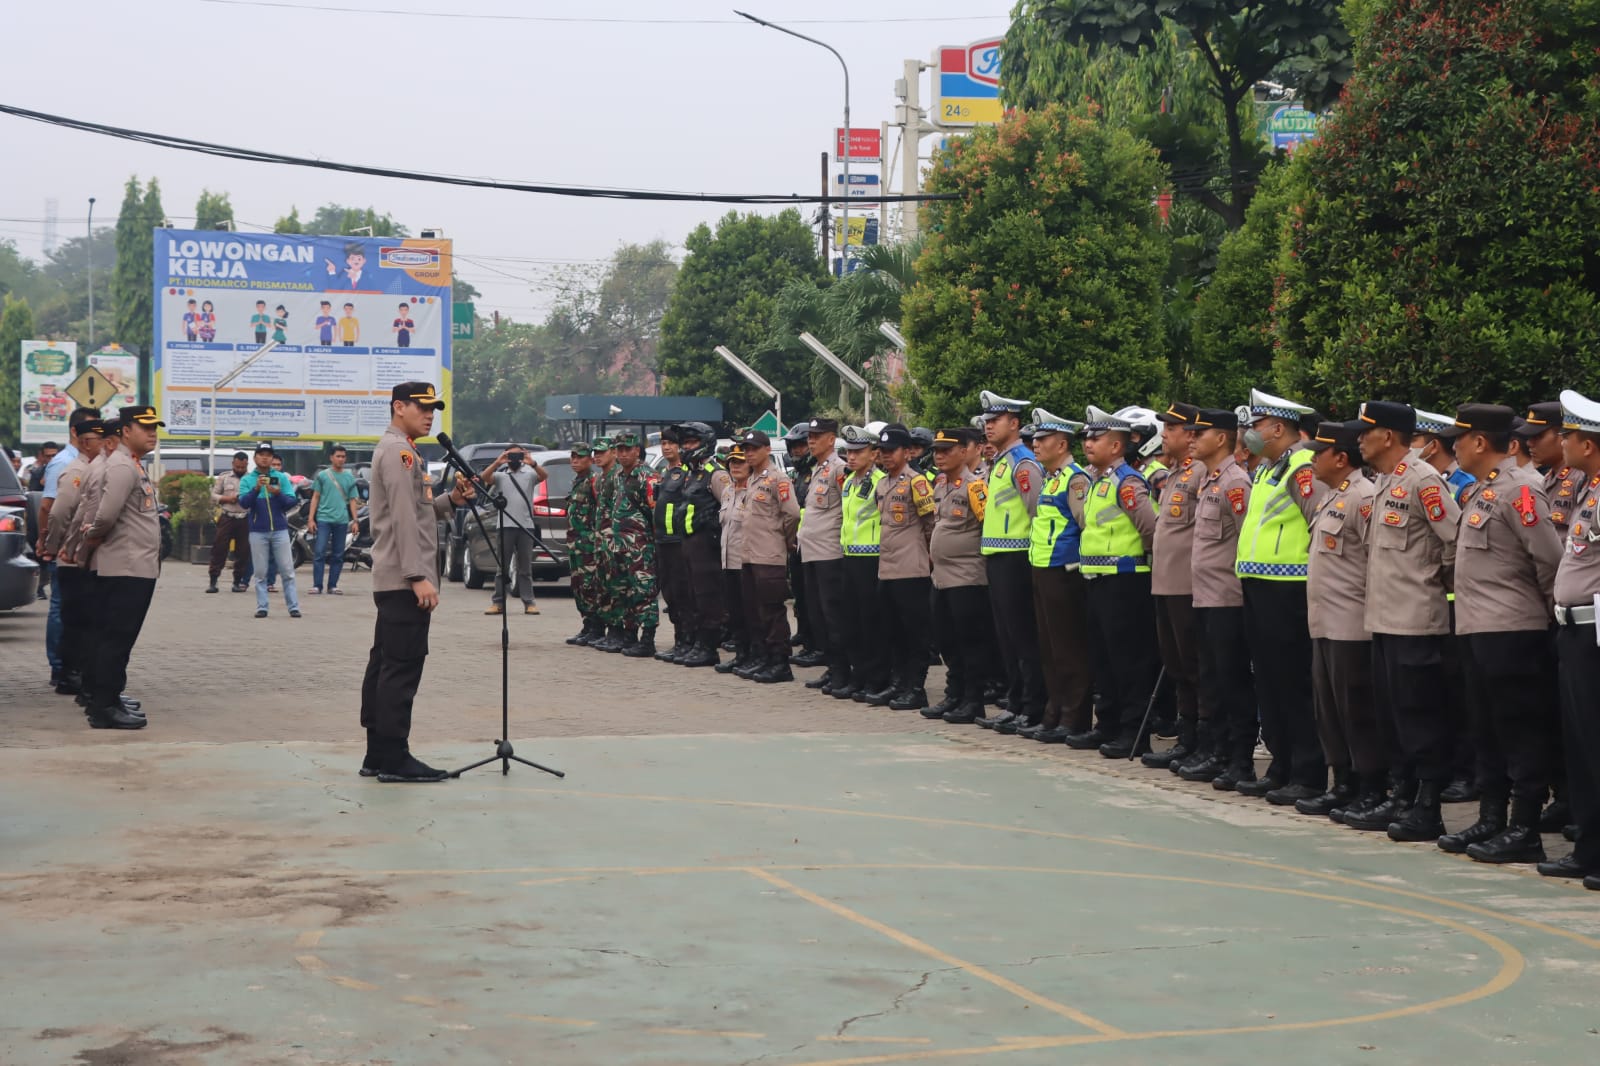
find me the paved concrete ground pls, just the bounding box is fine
[3,563,1600,1065]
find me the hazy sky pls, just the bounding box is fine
[3,0,1009,321]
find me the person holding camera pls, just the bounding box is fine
[482,445,546,615]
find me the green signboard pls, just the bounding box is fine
[452,301,476,341]
[750,410,783,437]
[1255,101,1321,152]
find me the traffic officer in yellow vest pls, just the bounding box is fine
[1540,390,1600,889]
[1145,402,1207,768]
[924,427,991,723]
[1347,400,1461,840]
[1234,388,1330,804]
[1021,408,1094,743]
[872,424,937,710]
[1435,403,1562,864]
[797,417,852,693]
[976,391,1047,733]
[1516,401,1578,535]
[833,426,889,699]
[1075,406,1160,758]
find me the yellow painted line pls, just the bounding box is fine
[328,975,380,991]
[646,1027,766,1039]
[294,954,326,972]
[744,867,1125,1038]
[516,875,609,887]
[794,1034,1110,1066]
[507,1013,599,1028]
[815,1035,934,1045]
[294,930,325,948]
[401,995,441,1006]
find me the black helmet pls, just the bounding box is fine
[909,427,935,450]
[679,421,714,443]
[783,424,809,450]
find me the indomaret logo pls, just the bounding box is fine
[380,247,441,268]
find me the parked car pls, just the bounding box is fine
[439,444,573,590]
[0,456,40,610]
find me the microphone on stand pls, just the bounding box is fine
[434,431,496,500]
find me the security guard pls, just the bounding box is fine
[651,425,692,660]
[564,442,603,646]
[1234,388,1328,803]
[834,426,889,698]
[80,407,166,731]
[1302,420,1381,817]
[1145,402,1207,768]
[872,423,937,710]
[1021,409,1093,743]
[736,430,802,682]
[360,382,472,782]
[976,391,1047,733]
[1437,403,1562,863]
[1541,390,1600,888]
[1349,400,1460,839]
[676,422,727,666]
[1076,406,1159,757]
[797,418,851,693]
[925,428,990,723]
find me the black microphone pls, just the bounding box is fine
[434,432,493,498]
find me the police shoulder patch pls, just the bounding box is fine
[1227,486,1246,515]
[399,450,415,470]
[1119,482,1139,511]
[1294,465,1315,498]
[1419,483,1445,522]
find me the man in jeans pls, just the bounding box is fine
[238,442,301,618]
[307,445,361,595]
[482,445,546,615]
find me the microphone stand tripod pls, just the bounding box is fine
[440,452,564,781]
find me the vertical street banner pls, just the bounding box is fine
[153,229,453,443]
[19,340,79,444]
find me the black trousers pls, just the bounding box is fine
[1153,595,1200,724]
[1242,579,1325,787]
[55,565,94,683]
[656,541,690,631]
[360,590,433,761]
[741,563,790,660]
[1084,572,1160,736]
[984,552,1046,720]
[208,513,251,585]
[682,533,726,641]
[1311,638,1385,777]
[842,555,889,689]
[1195,605,1256,761]
[722,569,746,650]
[1557,624,1600,867]
[1462,629,1560,803]
[804,558,850,680]
[933,584,989,704]
[789,549,812,648]
[881,576,933,691]
[1031,567,1092,731]
[88,575,156,714]
[1371,631,1454,784]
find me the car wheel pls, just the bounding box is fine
[446,535,464,582]
[463,549,486,590]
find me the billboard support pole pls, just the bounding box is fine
[207,341,279,470]
[715,344,781,434]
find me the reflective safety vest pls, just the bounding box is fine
[840,469,885,556]
[1079,461,1149,575]
[1235,447,1314,581]
[1029,464,1086,568]
[981,442,1039,554]
[681,460,720,535]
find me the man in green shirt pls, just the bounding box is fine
[307,445,361,594]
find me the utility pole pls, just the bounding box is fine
[894,59,932,243]
[819,151,830,265]
[86,197,96,353]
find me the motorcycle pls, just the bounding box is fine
[288,482,372,571]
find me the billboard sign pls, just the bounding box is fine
[86,344,141,409]
[153,230,452,443]
[934,38,1003,128]
[19,340,78,444]
[452,301,476,341]
[1259,102,1322,152]
[834,127,883,163]
[834,214,880,248]
[834,173,881,205]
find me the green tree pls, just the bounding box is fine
[904,105,1169,426]
[657,211,825,424]
[1188,158,1304,404]
[273,207,305,234]
[1027,0,1351,228]
[111,177,162,386]
[1272,0,1600,413]
[0,295,36,444]
[194,189,234,230]
[308,204,407,237]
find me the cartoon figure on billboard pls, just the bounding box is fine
[183,298,199,341]
[314,300,337,346]
[339,302,360,346]
[272,305,290,345]
[251,300,270,344]
[325,241,389,291]
[393,302,416,348]
[198,299,218,342]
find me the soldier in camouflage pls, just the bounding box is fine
[563,442,603,646]
[604,431,660,657]
[588,438,626,650]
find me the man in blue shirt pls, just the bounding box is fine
[35,407,97,688]
[237,441,302,618]
[307,445,361,594]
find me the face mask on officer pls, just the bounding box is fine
[1243,417,1285,457]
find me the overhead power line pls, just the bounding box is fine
[198,0,1003,25]
[0,103,953,205]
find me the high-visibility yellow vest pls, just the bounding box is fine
[1080,461,1149,575]
[981,443,1038,554]
[1029,464,1086,568]
[840,469,885,556]
[1236,447,1313,581]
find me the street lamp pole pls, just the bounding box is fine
[86,197,96,352]
[736,10,850,276]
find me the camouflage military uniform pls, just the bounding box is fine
[608,461,659,630]
[594,458,621,628]
[566,466,600,623]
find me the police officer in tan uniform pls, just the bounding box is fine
[871,424,937,710]
[1434,404,1562,864]
[925,428,990,723]
[39,418,107,704]
[1145,402,1207,768]
[81,407,165,730]
[797,418,851,692]
[1538,390,1600,888]
[1349,401,1461,840]
[734,430,802,683]
[1517,401,1578,535]
[360,382,473,782]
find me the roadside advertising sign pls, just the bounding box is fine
[19,340,78,444]
[934,38,1003,127]
[834,127,883,163]
[86,344,141,409]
